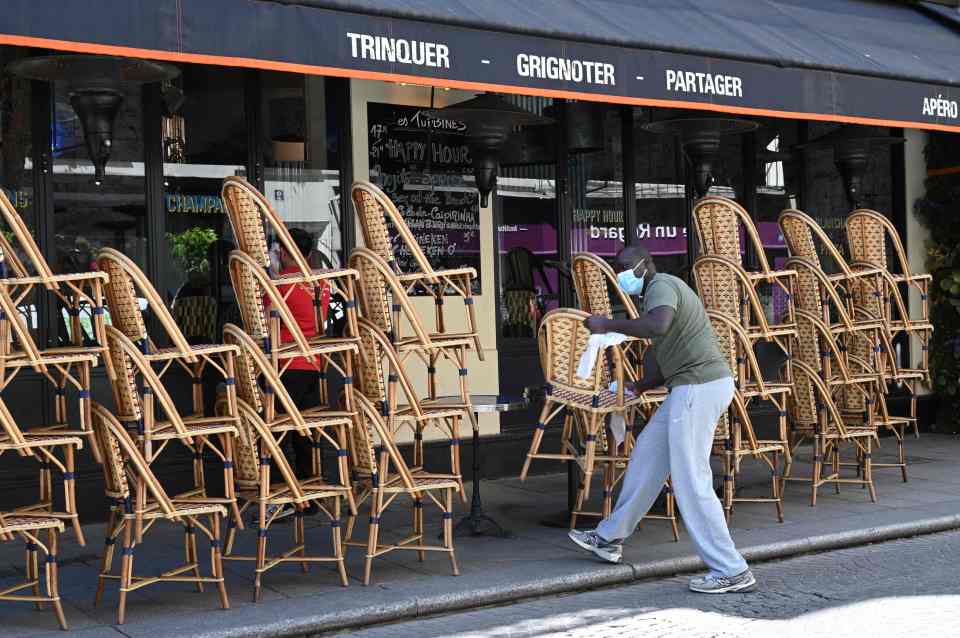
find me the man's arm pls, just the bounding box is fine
[585,306,675,339]
[633,346,664,394]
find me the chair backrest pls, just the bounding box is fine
[705,310,765,392]
[537,308,618,397]
[97,248,194,358]
[0,284,47,369]
[0,188,55,280]
[846,209,896,273]
[789,360,850,435]
[216,396,261,492]
[789,312,823,427]
[221,176,314,278]
[91,401,178,515]
[227,250,314,356]
[234,398,305,500]
[222,323,313,435]
[352,180,433,277]
[354,316,421,416]
[222,324,263,413]
[572,252,639,319]
[171,295,217,343]
[353,393,417,490]
[348,247,433,348]
[0,393,28,449]
[692,196,771,272]
[104,326,194,438]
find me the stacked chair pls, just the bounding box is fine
[567,252,677,536]
[0,190,111,547]
[0,512,69,629]
[778,209,899,492]
[847,210,933,439]
[346,319,464,584]
[707,310,790,521]
[691,195,797,518]
[345,180,483,581]
[221,325,353,600]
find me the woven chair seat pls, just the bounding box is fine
[274,339,359,359]
[394,334,476,351]
[146,343,239,362]
[255,480,352,505]
[0,515,64,534]
[745,440,787,454]
[882,368,927,382]
[271,267,359,285]
[270,410,354,433]
[397,267,477,283]
[744,267,797,281]
[550,386,646,411]
[379,472,461,492]
[0,270,109,286]
[883,319,934,333]
[395,403,470,422]
[149,419,238,440]
[1,348,99,366]
[0,433,83,450]
[133,499,228,520]
[740,382,792,398]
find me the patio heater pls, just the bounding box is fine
[428,94,552,207]
[7,55,180,185]
[642,117,758,264]
[798,126,904,209]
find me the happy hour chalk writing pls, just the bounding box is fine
[367,103,481,294]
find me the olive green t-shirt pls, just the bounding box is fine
[642,273,732,388]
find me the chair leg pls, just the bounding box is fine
[723,449,734,523]
[117,521,134,625]
[63,445,85,547]
[811,437,822,507]
[832,444,841,494]
[210,515,229,610]
[601,462,615,519]
[665,481,680,542]
[897,424,908,483]
[332,497,348,587]
[26,537,41,610]
[46,528,67,631]
[95,510,120,607]
[255,503,267,602]
[773,451,784,523]
[520,400,553,481]
[364,490,382,586]
[414,497,425,562]
[580,412,600,498]
[295,510,308,573]
[186,524,204,593]
[444,488,459,577]
[865,438,877,503]
[450,417,466,504]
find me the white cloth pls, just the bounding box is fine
[575,332,629,379]
[597,377,747,577]
[607,381,635,447]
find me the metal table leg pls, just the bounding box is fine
[453,426,512,538]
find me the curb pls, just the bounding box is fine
[186,513,960,637]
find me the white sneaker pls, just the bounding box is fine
[568,529,623,564]
[689,569,757,593]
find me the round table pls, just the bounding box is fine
[429,394,529,538]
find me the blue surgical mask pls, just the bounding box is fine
[617,268,645,296]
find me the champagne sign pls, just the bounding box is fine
[367,102,481,294]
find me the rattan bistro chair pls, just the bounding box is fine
[692,195,797,331]
[349,247,477,427]
[707,310,789,522]
[571,252,649,383]
[353,317,466,499]
[0,513,68,630]
[0,188,108,353]
[222,176,360,338]
[220,325,353,600]
[90,403,229,625]
[227,249,359,417]
[345,393,460,585]
[352,181,482,357]
[0,401,85,545]
[103,326,242,532]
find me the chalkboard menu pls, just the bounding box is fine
[367,102,481,294]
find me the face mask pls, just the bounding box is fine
[617,267,645,296]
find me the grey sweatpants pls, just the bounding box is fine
[597,376,747,577]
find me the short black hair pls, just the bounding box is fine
[287,228,315,258]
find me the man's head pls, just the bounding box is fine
[615,245,655,278]
[280,228,314,269]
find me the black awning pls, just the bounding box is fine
[3,0,960,132]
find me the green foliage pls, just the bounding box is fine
[166,227,218,275]
[915,133,960,431]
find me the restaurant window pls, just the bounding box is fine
[497,95,558,340]
[161,65,247,344]
[0,47,40,345]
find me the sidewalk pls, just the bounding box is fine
[4,433,960,638]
